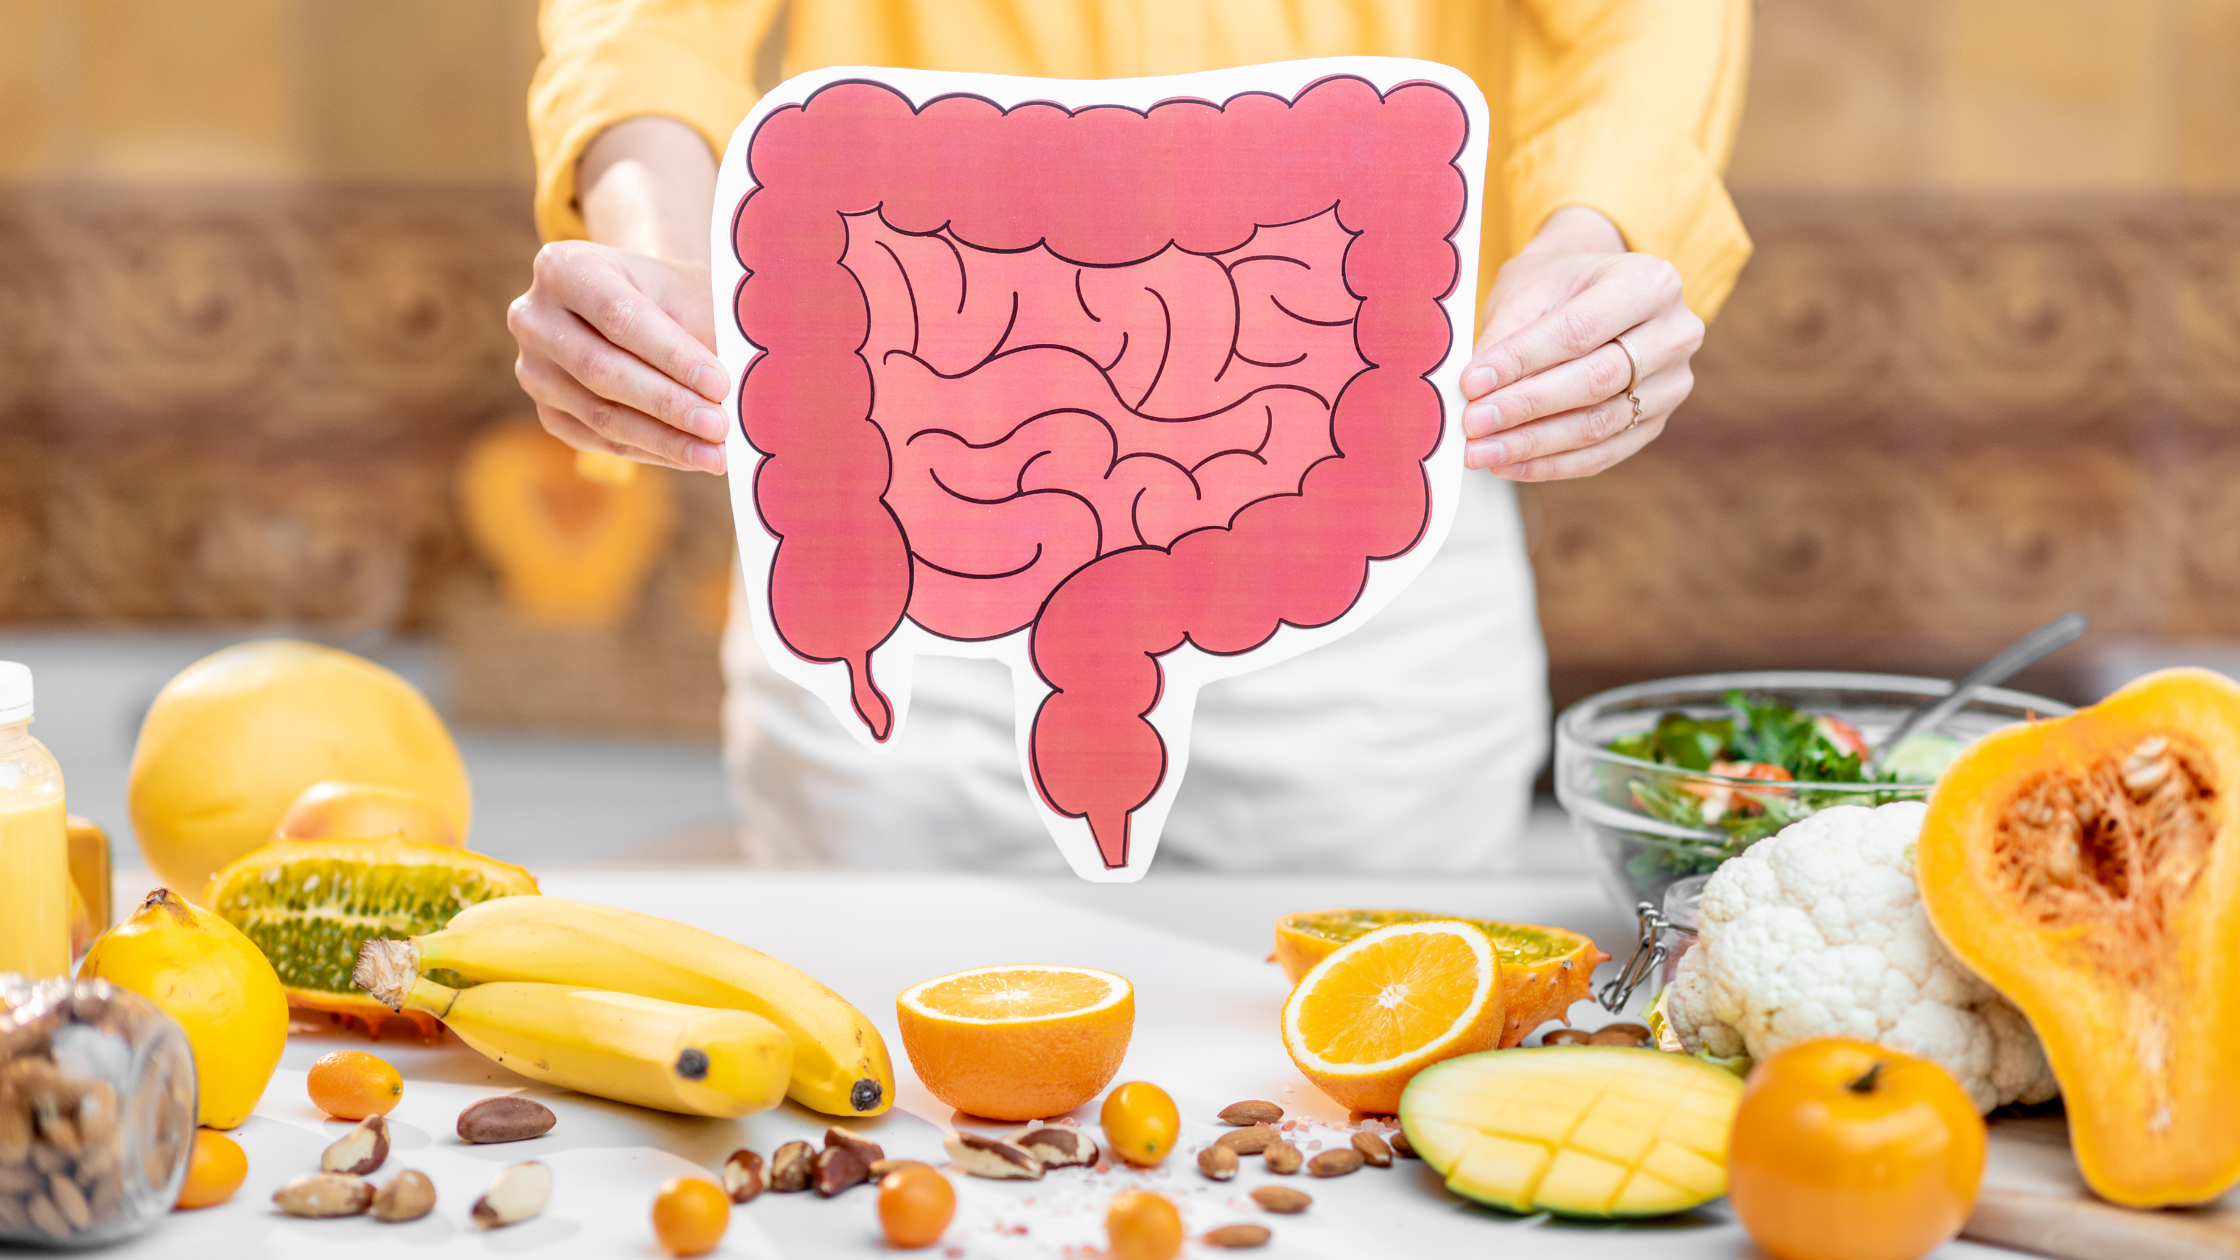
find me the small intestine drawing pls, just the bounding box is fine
[721,62,1485,878]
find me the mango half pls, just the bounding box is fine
[1399,1046,1741,1218]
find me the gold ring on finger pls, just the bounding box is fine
[1611,333,1644,431]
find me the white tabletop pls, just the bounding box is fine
[105,866,2015,1259]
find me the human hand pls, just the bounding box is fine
[506,240,729,474]
[1460,206,1705,481]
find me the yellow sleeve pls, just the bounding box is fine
[1507,0,1754,320]
[529,0,783,242]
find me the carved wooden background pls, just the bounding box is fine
[5,185,2237,727]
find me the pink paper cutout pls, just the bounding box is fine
[724,65,1479,874]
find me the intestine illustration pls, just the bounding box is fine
[717,62,1484,879]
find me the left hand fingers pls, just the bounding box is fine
[1462,301,1701,441]
[1465,362,1688,477]
[1462,253,1684,398]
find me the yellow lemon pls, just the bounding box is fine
[128,640,472,893]
[273,780,459,847]
[81,889,290,1129]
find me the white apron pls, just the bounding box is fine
[721,472,1548,872]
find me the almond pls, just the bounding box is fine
[812,1144,869,1197]
[1017,1127,1096,1169]
[824,1127,884,1165]
[1250,1185,1311,1214]
[1216,1125,1277,1155]
[371,1169,436,1223]
[770,1140,815,1192]
[1197,1144,1239,1181]
[1589,1023,1652,1048]
[321,1115,390,1176]
[1388,1128,1418,1159]
[1262,1141,1302,1175]
[273,1173,374,1218]
[1308,1149,1362,1178]
[1351,1131,1393,1167]
[942,1132,1042,1180]
[456,1096,555,1144]
[470,1161,552,1229]
[1217,1100,1282,1126]
[1541,1028,1594,1046]
[722,1149,764,1203]
[1203,1223,1273,1248]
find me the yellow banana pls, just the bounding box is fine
[356,896,893,1116]
[388,976,791,1118]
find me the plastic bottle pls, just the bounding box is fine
[0,661,69,978]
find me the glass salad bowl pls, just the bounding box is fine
[1554,671,2072,917]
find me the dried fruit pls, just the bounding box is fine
[877,1163,956,1249]
[272,1173,374,1218]
[371,1169,436,1223]
[812,1144,868,1196]
[1218,1101,1282,1126]
[1197,1144,1239,1181]
[824,1127,884,1165]
[1106,1189,1184,1260]
[651,1177,730,1256]
[1217,1125,1278,1155]
[176,1129,248,1210]
[456,1096,556,1144]
[770,1140,815,1192]
[471,1161,552,1229]
[305,1050,403,1121]
[1203,1223,1273,1248]
[943,1131,1042,1180]
[1250,1186,1311,1214]
[1308,1149,1362,1177]
[721,1149,764,1203]
[320,1115,390,1176]
[1017,1127,1096,1168]
[1100,1081,1180,1167]
[1351,1131,1393,1167]
[1263,1142,1302,1175]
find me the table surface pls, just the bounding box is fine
[93,865,2020,1260]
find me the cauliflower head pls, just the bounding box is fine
[1666,800,2058,1113]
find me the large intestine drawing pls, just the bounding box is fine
[718,62,1485,878]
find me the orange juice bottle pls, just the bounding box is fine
[0,662,69,978]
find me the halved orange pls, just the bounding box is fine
[896,964,1134,1122]
[1282,920,1505,1114]
[1274,909,1607,1046]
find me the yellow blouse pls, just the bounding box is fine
[530,0,1752,319]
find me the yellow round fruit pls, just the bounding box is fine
[128,640,472,894]
[896,964,1133,1121]
[1100,1081,1180,1167]
[80,889,290,1129]
[274,780,458,847]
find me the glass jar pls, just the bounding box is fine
[0,663,69,978]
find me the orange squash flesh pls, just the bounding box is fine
[1918,667,2240,1207]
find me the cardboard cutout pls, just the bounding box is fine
[714,58,1487,881]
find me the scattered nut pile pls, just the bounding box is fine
[0,978,196,1247]
[1541,1023,1652,1049]
[273,1094,559,1228]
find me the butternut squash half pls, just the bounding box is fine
[1918,667,2240,1207]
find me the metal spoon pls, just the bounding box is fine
[1865,612,2087,776]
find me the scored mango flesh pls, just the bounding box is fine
[1400,1047,1741,1218]
[1275,910,1607,1046]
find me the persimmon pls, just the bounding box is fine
[876,1164,955,1249]
[175,1129,249,1209]
[1104,1189,1183,1260]
[306,1049,403,1119]
[651,1178,729,1256]
[1730,1038,1985,1260]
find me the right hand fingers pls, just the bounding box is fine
[508,295,727,449]
[516,348,724,474]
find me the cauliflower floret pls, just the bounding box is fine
[1666,800,2058,1113]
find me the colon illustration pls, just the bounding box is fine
[719,62,1485,879]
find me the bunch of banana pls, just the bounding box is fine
[353,896,893,1117]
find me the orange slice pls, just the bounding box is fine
[1282,920,1505,1114]
[1274,909,1607,1046]
[896,964,1134,1121]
